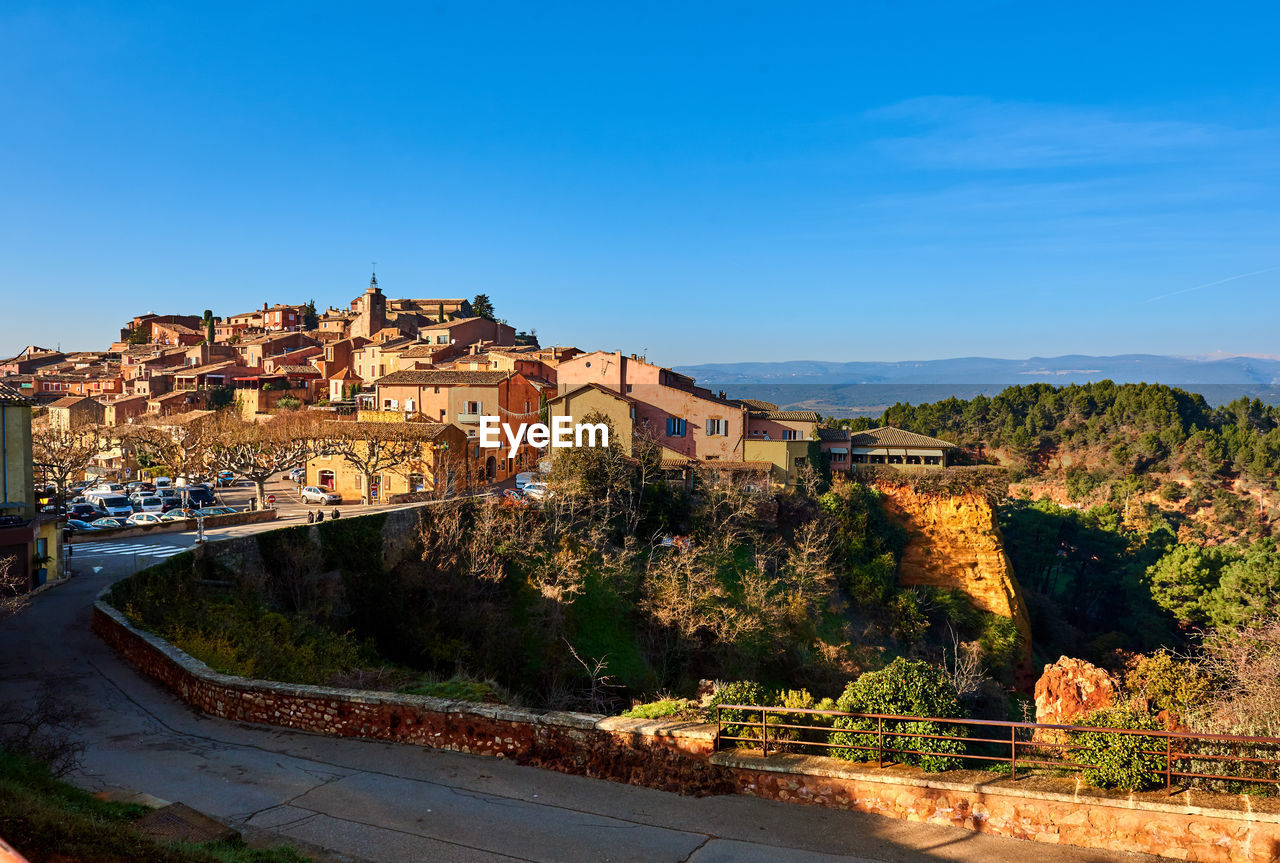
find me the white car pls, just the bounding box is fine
[153,476,172,489]
[301,486,341,505]
[130,493,165,513]
[126,512,164,527]
[522,482,550,501]
[288,468,306,483]
[514,472,536,490]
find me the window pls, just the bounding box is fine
[318,469,335,489]
[383,398,399,410]
[465,400,481,414]
[629,406,636,419]
[706,419,728,436]
[794,457,807,469]
[625,384,633,393]
[666,417,686,437]
[782,429,798,441]
[406,398,416,412]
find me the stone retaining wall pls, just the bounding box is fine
[716,752,1280,863]
[92,599,730,796]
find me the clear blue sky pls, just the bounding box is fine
[3,2,1278,364]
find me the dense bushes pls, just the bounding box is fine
[829,658,968,771]
[1067,707,1165,791]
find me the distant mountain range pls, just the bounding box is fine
[674,354,1280,417]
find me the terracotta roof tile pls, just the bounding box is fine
[848,426,957,449]
[374,369,512,386]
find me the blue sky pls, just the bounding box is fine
[2,2,1278,364]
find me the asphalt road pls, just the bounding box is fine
[2,517,1162,863]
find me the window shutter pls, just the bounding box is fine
[706,419,713,435]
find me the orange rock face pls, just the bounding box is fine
[876,484,1034,686]
[1034,656,1117,728]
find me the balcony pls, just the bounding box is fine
[456,412,481,424]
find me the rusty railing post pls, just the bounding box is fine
[714,706,721,751]
[1165,736,1172,795]
[760,708,768,757]
[1010,724,1017,781]
[877,715,884,768]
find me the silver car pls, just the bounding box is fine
[301,486,341,505]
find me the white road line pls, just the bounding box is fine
[73,542,189,558]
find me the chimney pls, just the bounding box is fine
[262,302,268,311]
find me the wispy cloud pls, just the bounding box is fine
[866,96,1265,171]
[1137,266,1280,304]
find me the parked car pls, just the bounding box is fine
[216,470,237,487]
[153,476,172,489]
[66,503,103,520]
[196,506,238,517]
[90,517,126,529]
[65,519,99,533]
[134,495,165,513]
[514,472,536,490]
[89,482,126,494]
[125,481,155,494]
[179,486,216,508]
[288,468,306,483]
[160,508,199,522]
[301,486,341,505]
[125,512,164,527]
[86,493,134,519]
[522,482,550,501]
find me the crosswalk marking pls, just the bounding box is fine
[73,541,190,559]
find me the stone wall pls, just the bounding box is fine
[718,751,1280,863]
[92,599,730,796]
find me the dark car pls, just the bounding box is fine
[66,503,104,520]
[179,486,216,508]
[65,519,99,533]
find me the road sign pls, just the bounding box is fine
[266,494,276,505]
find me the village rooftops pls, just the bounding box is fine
[373,369,513,386]
[47,395,97,409]
[275,364,322,375]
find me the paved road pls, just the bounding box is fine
[3,524,1160,863]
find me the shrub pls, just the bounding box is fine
[1067,706,1164,791]
[705,680,767,743]
[829,658,969,772]
[622,699,691,720]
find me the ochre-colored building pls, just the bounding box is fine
[305,421,470,503]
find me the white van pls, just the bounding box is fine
[87,493,134,518]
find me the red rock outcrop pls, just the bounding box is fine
[1034,655,1116,728]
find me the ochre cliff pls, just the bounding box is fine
[875,483,1034,687]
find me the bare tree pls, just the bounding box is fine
[1192,614,1280,737]
[124,413,220,484]
[206,411,318,507]
[31,422,114,512]
[0,554,27,625]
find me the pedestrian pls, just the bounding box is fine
[331,507,340,520]
[307,510,315,524]
[316,509,325,523]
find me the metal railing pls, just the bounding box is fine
[714,704,1280,793]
